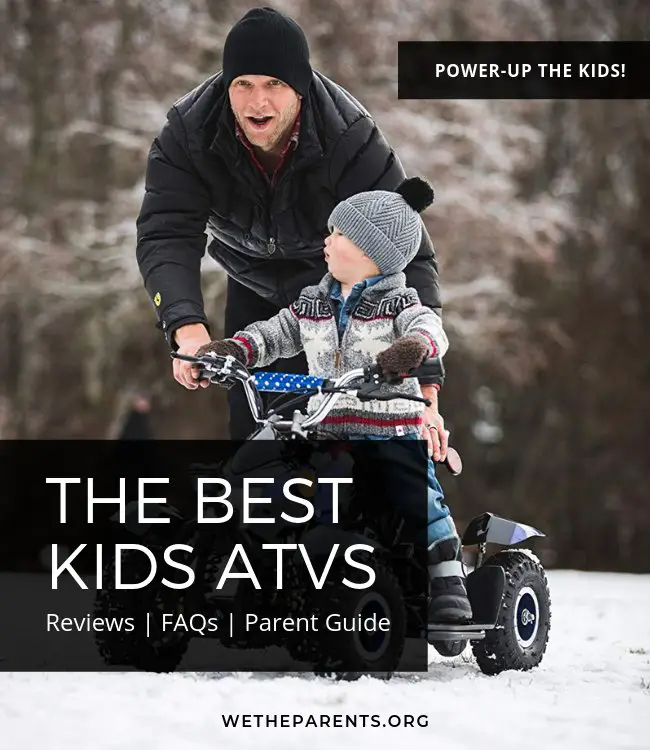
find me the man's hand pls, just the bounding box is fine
[420,384,448,462]
[173,323,212,390]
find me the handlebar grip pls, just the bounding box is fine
[409,356,445,386]
[365,357,445,386]
[252,371,326,393]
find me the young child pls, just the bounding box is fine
[196,178,472,624]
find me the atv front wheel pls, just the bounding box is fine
[93,550,190,672]
[471,550,551,675]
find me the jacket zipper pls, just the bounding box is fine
[268,237,276,255]
[335,313,353,374]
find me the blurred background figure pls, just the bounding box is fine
[108,389,154,441]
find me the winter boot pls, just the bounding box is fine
[427,537,473,624]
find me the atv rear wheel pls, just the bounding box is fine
[431,639,467,657]
[311,556,406,678]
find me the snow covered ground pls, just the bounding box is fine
[1,569,648,750]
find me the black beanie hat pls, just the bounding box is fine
[222,7,312,97]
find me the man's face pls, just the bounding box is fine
[324,229,381,284]
[229,75,301,152]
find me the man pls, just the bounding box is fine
[136,6,446,456]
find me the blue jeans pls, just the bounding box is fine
[344,433,458,551]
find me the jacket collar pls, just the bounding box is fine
[317,272,407,298]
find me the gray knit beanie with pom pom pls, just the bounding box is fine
[327,177,434,274]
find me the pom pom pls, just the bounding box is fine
[395,177,434,213]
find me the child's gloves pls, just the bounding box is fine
[195,339,247,364]
[376,336,429,378]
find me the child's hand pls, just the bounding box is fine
[195,339,247,364]
[376,336,429,377]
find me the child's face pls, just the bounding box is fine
[324,229,381,284]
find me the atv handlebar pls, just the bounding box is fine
[171,352,462,475]
[172,352,432,424]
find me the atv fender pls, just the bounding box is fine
[461,512,545,547]
[465,564,506,625]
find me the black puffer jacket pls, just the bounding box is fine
[136,71,442,345]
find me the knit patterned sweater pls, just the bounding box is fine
[228,272,449,437]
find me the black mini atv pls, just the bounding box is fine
[93,354,551,677]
